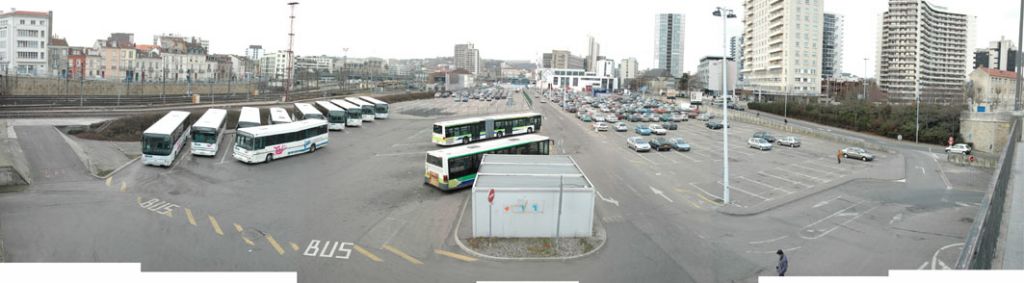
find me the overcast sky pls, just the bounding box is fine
[13,0,1022,77]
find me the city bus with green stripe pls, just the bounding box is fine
[424,134,551,190]
[431,112,542,146]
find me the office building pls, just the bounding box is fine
[695,56,737,96]
[730,36,744,83]
[974,37,1018,72]
[876,0,976,103]
[454,43,480,75]
[619,57,638,79]
[822,13,844,79]
[742,0,824,96]
[655,13,685,78]
[0,9,53,76]
[586,35,600,72]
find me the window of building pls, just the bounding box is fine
[20,20,25,25]
[17,51,38,59]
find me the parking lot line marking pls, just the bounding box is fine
[184,208,197,226]
[802,205,877,240]
[434,249,477,262]
[265,235,286,255]
[673,150,701,162]
[634,151,658,165]
[785,170,830,183]
[738,176,793,194]
[789,163,842,177]
[208,215,224,236]
[758,171,812,188]
[105,177,112,187]
[717,181,769,200]
[355,244,383,262]
[650,186,674,203]
[382,244,423,265]
[120,181,127,192]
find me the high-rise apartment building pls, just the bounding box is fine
[655,13,685,78]
[822,13,844,79]
[0,9,53,76]
[586,35,600,72]
[454,43,480,75]
[742,0,824,96]
[730,36,744,82]
[974,37,1017,72]
[619,57,638,80]
[876,0,976,103]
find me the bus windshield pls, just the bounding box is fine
[192,128,218,144]
[376,104,388,113]
[363,107,374,115]
[329,111,346,123]
[433,125,443,134]
[348,111,361,120]
[142,134,173,156]
[235,133,255,150]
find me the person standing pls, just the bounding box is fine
[836,149,843,164]
[776,249,789,276]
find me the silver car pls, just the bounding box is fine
[748,138,773,151]
[842,147,875,161]
[627,136,652,152]
[777,136,801,147]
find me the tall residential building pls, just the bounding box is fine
[619,57,638,79]
[974,37,1017,72]
[544,50,579,69]
[586,35,600,72]
[655,13,685,78]
[730,36,744,83]
[260,51,290,81]
[454,43,480,75]
[0,10,53,76]
[742,0,824,96]
[822,13,844,79]
[246,45,264,61]
[695,56,737,95]
[876,0,976,103]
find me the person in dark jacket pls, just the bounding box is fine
[776,249,789,276]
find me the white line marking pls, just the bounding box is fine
[745,246,801,254]
[748,235,789,245]
[595,189,619,206]
[918,261,929,270]
[689,182,720,199]
[917,166,926,175]
[931,243,964,270]
[758,171,812,188]
[801,202,875,240]
[739,176,793,194]
[931,156,954,190]
[717,181,769,200]
[812,195,843,209]
[790,163,842,176]
[785,170,830,183]
[650,186,674,203]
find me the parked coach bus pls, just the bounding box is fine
[233,119,328,164]
[344,97,376,122]
[314,101,346,130]
[358,96,389,119]
[293,103,325,121]
[431,112,542,146]
[237,107,261,129]
[269,107,292,124]
[330,99,363,127]
[142,111,192,167]
[424,134,551,190]
[191,108,228,156]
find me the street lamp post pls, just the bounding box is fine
[915,80,920,143]
[714,6,736,204]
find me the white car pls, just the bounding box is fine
[594,115,607,123]
[593,122,609,132]
[606,115,619,123]
[649,124,667,135]
[627,136,652,152]
[945,143,971,155]
[748,138,773,151]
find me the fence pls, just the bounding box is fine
[956,116,1022,269]
[705,107,893,153]
[0,76,259,97]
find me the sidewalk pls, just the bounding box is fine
[998,141,1024,268]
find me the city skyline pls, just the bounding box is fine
[7,0,1022,77]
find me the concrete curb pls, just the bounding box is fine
[52,126,139,179]
[450,193,607,261]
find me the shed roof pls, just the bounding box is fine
[473,155,593,192]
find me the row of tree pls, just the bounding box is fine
[748,101,962,145]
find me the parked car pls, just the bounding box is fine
[698,113,715,121]
[614,122,629,132]
[593,122,609,132]
[634,124,653,136]
[661,122,678,130]
[649,124,668,135]
[581,115,593,122]
[752,131,777,143]
[705,120,724,129]
[945,143,971,155]
[649,137,672,151]
[660,113,673,122]
[777,136,801,147]
[628,114,642,122]
[594,115,606,122]
[670,137,691,151]
[748,138,773,151]
[606,115,619,123]
[627,136,652,152]
[842,147,875,161]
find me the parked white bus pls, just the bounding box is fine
[237,107,262,129]
[330,99,364,127]
[424,134,551,190]
[293,103,325,121]
[344,97,376,122]
[233,119,329,164]
[191,108,228,156]
[142,111,192,167]
[431,112,542,146]
[269,107,292,124]
[359,96,389,119]
[314,101,346,130]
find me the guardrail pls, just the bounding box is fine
[706,108,893,153]
[956,117,1021,269]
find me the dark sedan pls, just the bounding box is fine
[662,122,678,130]
[705,120,723,129]
[648,137,673,151]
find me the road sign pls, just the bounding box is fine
[487,189,495,204]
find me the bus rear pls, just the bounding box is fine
[424,152,449,190]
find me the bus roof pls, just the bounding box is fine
[330,99,360,111]
[269,107,292,123]
[315,101,343,112]
[237,119,327,138]
[344,97,372,107]
[239,107,261,123]
[193,108,227,130]
[143,111,191,136]
[359,96,388,105]
[294,103,322,116]
[426,134,550,159]
[434,112,541,127]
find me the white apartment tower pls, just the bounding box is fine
[655,13,685,78]
[730,36,744,82]
[454,43,480,75]
[619,57,638,80]
[876,0,976,103]
[586,35,600,72]
[0,10,53,76]
[742,0,824,96]
[822,13,844,79]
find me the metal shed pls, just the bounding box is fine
[471,154,595,238]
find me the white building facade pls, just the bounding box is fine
[454,43,480,75]
[695,56,737,96]
[618,57,638,80]
[0,10,52,76]
[742,0,824,96]
[655,13,685,78]
[536,68,618,92]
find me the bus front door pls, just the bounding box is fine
[484,119,495,139]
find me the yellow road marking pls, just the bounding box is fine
[136,196,142,204]
[266,235,286,255]
[233,223,244,232]
[233,223,255,246]
[120,181,127,192]
[208,215,224,236]
[289,242,300,252]
[434,249,477,262]
[354,244,383,262]
[382,244,422,265]
[105,177,112,187]
[184,208,197,226]
[695,192,724,207]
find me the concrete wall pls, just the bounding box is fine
[960,111,1014,154]
[2,76,258,96]
[0,122,31,186]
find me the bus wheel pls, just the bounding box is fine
[527,127,534,134]
[265,154,273,163]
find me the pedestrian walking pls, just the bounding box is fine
[776,249,788,276]
[836,149,843,164]
[784,119,788,125]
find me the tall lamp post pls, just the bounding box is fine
[714,6,736,204]
[284,2,299,102]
